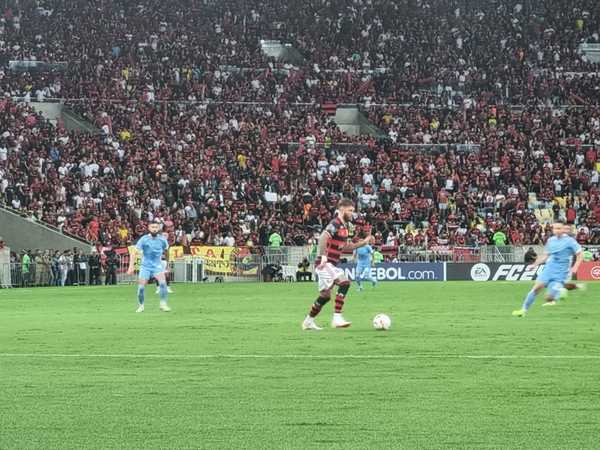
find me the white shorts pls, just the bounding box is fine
[315,262,345,291]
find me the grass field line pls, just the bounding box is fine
[1,353,600,360]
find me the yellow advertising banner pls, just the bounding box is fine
[188,246,258,275]
[127,245,177,268]
[190,246,235,273]
[127,245,140,269]
[168,246,184,261]
[596,162,600,173]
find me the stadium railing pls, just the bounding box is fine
[480,246,521,263]
[5,246,598,288]
[1,262,89,288]
[285,142,481,153]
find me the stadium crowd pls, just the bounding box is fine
[1,0,600,105]
[1,0,600,251]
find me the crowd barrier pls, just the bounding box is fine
[2,261,599,288]
[334,261,599,283]
[0,262,90,288]
[445,263,544,281]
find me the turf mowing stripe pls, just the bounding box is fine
[1,353,600,360]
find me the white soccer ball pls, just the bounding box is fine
[372,313,391,331]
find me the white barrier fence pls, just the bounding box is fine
[2,245,597,288]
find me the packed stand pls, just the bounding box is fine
[2,0,600,253]
[2,95,600,251]
[1,0,600,105]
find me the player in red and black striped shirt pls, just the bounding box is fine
[302,198,372,330]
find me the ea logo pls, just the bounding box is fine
[591,266,600,280]
[471,263,491,281]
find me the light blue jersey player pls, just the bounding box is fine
[513,222,583,317]
[127,220,171,313]
[354,242,377,291]
[559,224,586,298]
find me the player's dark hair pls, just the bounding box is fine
[337,198,354,208]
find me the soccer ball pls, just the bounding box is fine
[372,314,391,331]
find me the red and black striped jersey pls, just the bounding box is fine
[322,216,350,266]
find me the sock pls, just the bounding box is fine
[309,296,330,318]
[522,290,537,311]
[137,285,145,305]
[334,282,350,313]
[548,282,561,301]
[159,282,168,305]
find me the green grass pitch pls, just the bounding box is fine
[1,281,600,449]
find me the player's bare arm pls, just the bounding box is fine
[127,248,138,275]
[317,230,331,268]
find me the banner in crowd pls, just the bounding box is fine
[576,262,600,281]
[189,246,258,276]
[190,246,234,273]
[121,245,184,263]
[110,245,257,276]
[169,246,184,261]
[339,263,445,282]
[446,263,544,281]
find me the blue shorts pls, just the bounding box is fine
[537,268,567,288]
[139,266,164,281]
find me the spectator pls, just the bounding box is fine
[21,250,31,287]
[493,229,508,246]
[42,251,52,285]
[0,237,11,288]
[34,250,49,286]
[373,248,384,265]
[34,250,44,286]
[269,229,283,248]
[71,249,84,286]
[88,249,101,285]
[58,251,70,287]
[104,250,118,285]
[224,234,236,247]
[51,251,61,286]
[524,247,537,265]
